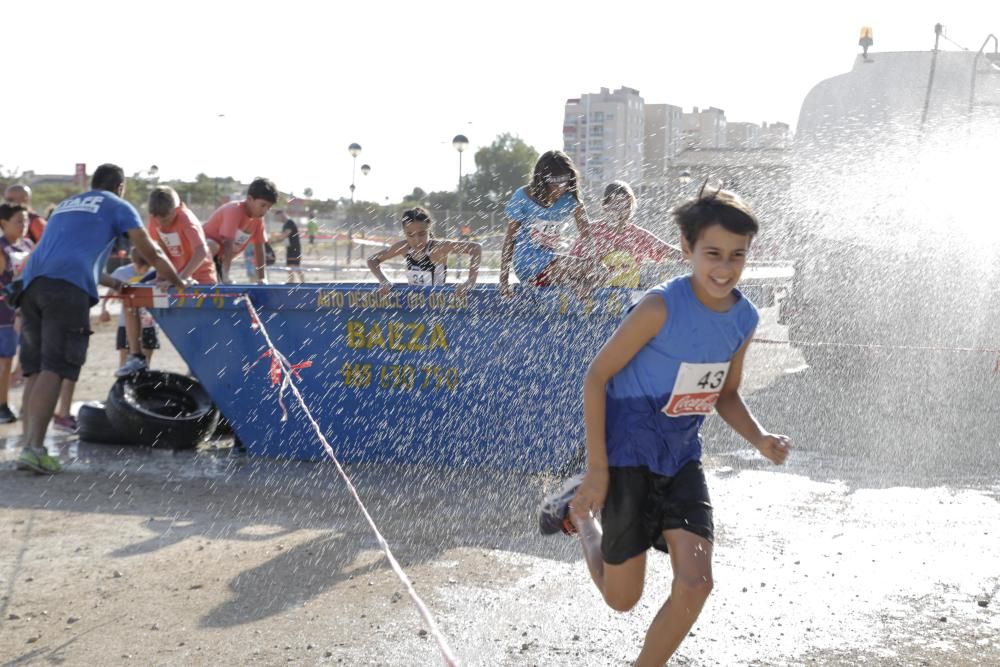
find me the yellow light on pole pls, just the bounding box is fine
[859,26,874,58]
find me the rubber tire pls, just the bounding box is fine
[212,412,234,437]
[105,371,219,449]
[77,401,135,446]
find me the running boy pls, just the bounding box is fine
[0,204,34,422]
[539,185,791,666]
[203,177,277,284]
[366,208,481,295]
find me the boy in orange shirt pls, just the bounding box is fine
[148,186,217,285]
[115,186,215,377]
[203,177,277,284]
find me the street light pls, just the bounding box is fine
[452,134,469,192]
[357,164,371,202]
[453,135,469,236]
[348,143,362,203]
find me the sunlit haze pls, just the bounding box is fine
[5,0,997,202]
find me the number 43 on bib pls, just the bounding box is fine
[662,362,730,417]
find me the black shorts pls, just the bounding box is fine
[286,255,302,267]
[601,460,714,565]
[19,277,92,382]
[116,326,160,351]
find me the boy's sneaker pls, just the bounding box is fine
[52,415,78,434]
[0,403,17,424]
[116,355,148,377]
[16,449,63,475]
[538,473,584,536]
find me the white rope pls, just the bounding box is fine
[235,295,460,666]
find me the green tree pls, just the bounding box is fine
[463,133,539,211]
[403,187,427,203]
[172,173,240,209]
[424,190,459,213]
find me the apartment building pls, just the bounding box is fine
[682,106,728,149]
[563,86,645,197]
[643,103,684,185]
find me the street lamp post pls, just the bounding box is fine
[360,163,371,196]
[348,143,362,203]
[452,134,469,235]
[452,134,469,192]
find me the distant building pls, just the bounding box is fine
[760,121,791,148]
[682,106,728,150]
[643,103,684,186]
[726,122,762,149]
[563,86,645,198]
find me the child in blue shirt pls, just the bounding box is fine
[498,150,604,296]
[539,185,792,666]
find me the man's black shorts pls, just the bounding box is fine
[601,460,714,565]
[286,254,302,267]
[19,277,92,382]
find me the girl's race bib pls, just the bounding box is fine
[662,361,730,417]
[530,220,563,249]
[406,268,445,286]
[407,269,434,286]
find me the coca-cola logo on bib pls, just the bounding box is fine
[665,392,719,416]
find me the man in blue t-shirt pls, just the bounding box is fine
[15,163,186,475]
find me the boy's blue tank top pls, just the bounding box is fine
[605,275,759,477]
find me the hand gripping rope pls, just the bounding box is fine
[233,295,460,667]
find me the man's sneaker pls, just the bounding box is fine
[538,473,585,536]
[52,415,78,434]
[15,449,63,475]
[115,355,148,377]
[0,403,16,424]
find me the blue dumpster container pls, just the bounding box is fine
[142,284,636,470]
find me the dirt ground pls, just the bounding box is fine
[1,306,998,666]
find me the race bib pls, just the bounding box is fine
[160,231,183,257]
[234,229,252,249]
[662,362,730,417]
[407,269,434,286]
[530,220,563,249]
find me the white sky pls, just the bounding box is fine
[4,0,997,203]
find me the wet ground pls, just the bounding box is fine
[1,310,998,666]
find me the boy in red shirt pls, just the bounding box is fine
[572,181,683,288]
[203,177,277,284]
